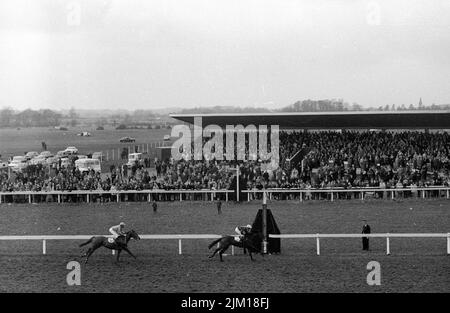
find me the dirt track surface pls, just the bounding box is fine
[0,199,449,292]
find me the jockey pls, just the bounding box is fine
[109,222,126,243]
[235,224,252,242]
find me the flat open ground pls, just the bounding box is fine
[0,199,448,292]
[0,126,170,160]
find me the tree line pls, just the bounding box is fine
[179,100,450,114]
[0,108,62,127]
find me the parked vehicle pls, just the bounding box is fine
[64,146,78,155]
[25,151,39,160]
[8,156,28,172]
[163,135,171,141]
[127,153,143,168]
[119,136,136,143]
[56,150,69,158]
[30,156,47,165]
[77,131,91,137]
[38,151,53,159]
[75,158,101,173]
[46,156,59,165]
[76,155,88,160]
[60,158,71,168]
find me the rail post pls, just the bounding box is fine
[331,192,334,202]
[447,233,450,255]
[225,192,228,202]
[29,194,32,204]
[316,234,320,255]
[87,194,89,203]
[236,165,239,202]
[116,194,119,203]
[262,191,268,254]
[386,234,390,255]
[178,239,182,255]
[231,245,234,255]
[42,239,46,255]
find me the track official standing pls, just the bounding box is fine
[362,220,371,251]
[216,198,222,215]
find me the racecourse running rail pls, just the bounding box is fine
[0,187,449,204]
[0,233,448,256]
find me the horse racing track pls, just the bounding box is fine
[0,200,448,292]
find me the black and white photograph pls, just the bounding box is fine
[0,0,449,303]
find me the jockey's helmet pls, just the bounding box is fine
[120,222,125,227]
[246,224,251,229]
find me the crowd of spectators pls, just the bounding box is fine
[1,131,449,198]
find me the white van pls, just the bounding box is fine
[60,158,71,168]
[75,158,101,173]
[64,146,78,155]
[127,153,143,168]
[8,156,28,172]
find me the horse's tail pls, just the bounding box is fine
[208,237,222,249]
[79,237,94,247]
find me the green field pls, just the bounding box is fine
[0,199,448,292]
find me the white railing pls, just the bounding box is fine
[0,234,230,256]
[0,189,234,204]
[0,233,448,256]
[269,233,450,255]
[1,187,448,204]
[244,187,450,201]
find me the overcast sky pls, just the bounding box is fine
[0,0,449,111]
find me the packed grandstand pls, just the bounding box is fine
[1,129,449,202]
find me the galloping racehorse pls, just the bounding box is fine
[208,231,263,262]
[79,229,141,264]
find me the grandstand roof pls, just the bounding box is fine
[170,111,450,129]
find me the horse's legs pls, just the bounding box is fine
[218,245,231,262]
[85,246,99,264]
[249,251,254,261]
[85,249,93,264]
[122,247,136,259]
[209,247,221,258]
[116,249,122,262]
[80,248,90,258]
